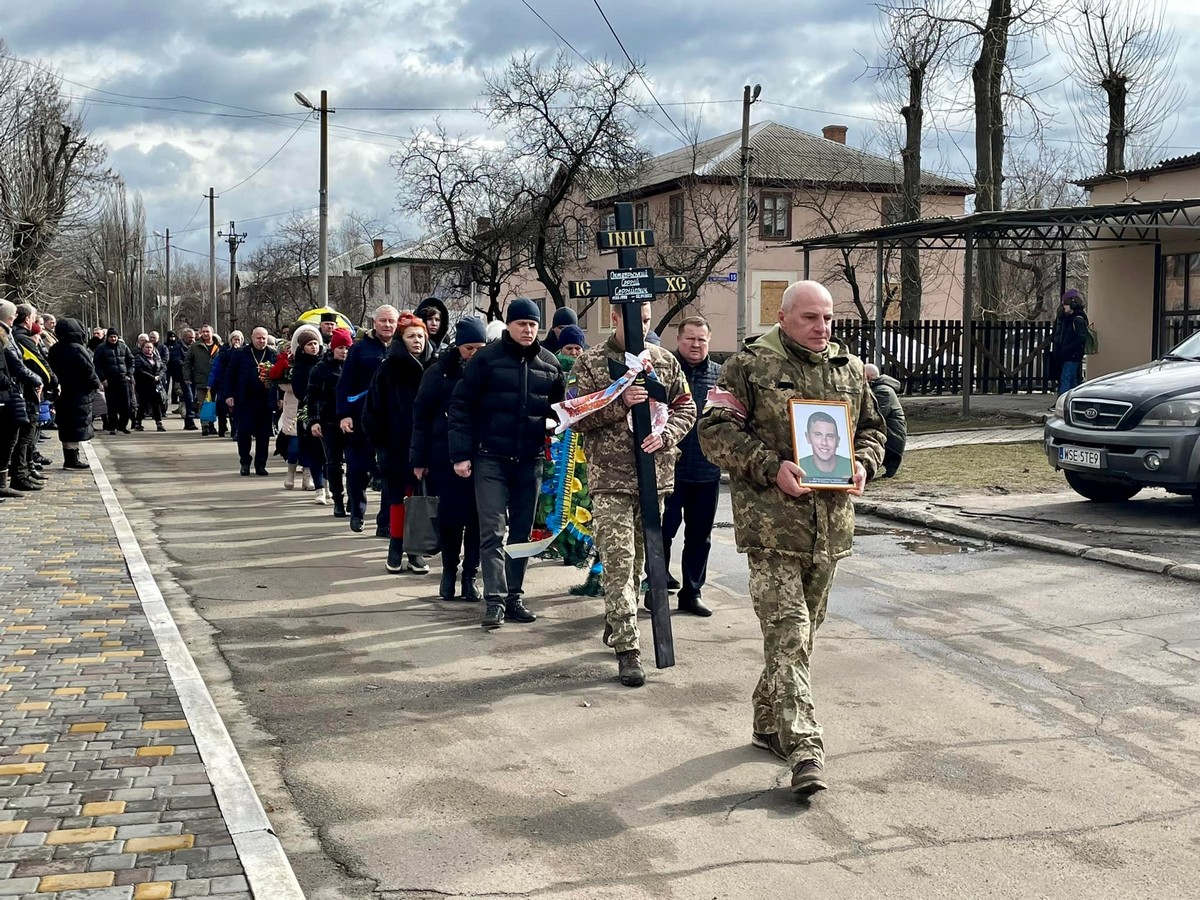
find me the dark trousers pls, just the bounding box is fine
[431,464,480,578]
[216,400,229,436]
[8,420,33,480]
[236,419,272,471]
[474,456,540,603]
[104,378,130,431]
[0,419,19,473]
[662,479,720,602]
[320,428,346,501]
[181,382,195,422]
[345,439,389,529]
[134,381,163,424]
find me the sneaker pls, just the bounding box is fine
[481,603,505,630]
[504,598,536,623]
[790,760,827,797]
[349,514,364,533]
[386,538,405,574]
[407,554,429,575]
[616,649,645,687]
[750,731,787,762]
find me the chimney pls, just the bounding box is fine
[822,124,848,145]
[372,238,384,258]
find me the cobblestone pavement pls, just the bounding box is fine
[0,460,252,899]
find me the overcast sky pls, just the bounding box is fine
[6,0,1200,261]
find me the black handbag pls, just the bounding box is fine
[403,478,441,556]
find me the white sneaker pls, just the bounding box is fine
[302,471,314,490]
[314,486,328,505]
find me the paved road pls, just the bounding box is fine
[906,425,1043,452]
[98,430,1200,899]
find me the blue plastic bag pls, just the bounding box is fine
[199,400,217,424]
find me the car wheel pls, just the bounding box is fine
[1063,471,1142,503]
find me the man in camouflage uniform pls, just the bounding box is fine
[572,302,696,688]
[698,280,885,798]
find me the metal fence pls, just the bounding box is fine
[833,319,1056,396]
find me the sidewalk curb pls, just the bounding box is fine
[86,444,307,900]
[857,499,1195,582]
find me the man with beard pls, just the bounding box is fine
[225,327,278,476]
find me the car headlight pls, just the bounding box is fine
[1052,394,1066,418]
[1141,398,1200,426]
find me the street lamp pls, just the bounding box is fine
[295,89,332,308]
[737,83,762,350]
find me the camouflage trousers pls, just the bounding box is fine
[747,550,837,767]
[591,492,664,654]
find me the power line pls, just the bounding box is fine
[218,119,308,194]
[591,0,691,146]
[172,206,321,236]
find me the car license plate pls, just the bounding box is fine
[1059,446,1101,468]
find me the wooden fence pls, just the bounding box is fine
[833,319,1055,396]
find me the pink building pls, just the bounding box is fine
[505,122,972,352]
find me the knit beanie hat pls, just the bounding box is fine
[455,317,487,346]
[557,325,586,349]
[330,327,354,350]
[506,298,541,325]
[552,306,578,328]
[106,327,118,337]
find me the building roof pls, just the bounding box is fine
[589,121,973,203]
[791,197,1200,252]
[1076,153,1200,188]
[354,235,468,273]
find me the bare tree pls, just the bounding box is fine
[999,140,1088,318]
[394,124,530,321]
[877,0,952,320]
[0,46,109,305]
[484,51,648,310]
[1064,0,1183,173]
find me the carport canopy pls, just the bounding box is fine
[789,197,1200,412]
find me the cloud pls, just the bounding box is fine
[3,0,1198,259]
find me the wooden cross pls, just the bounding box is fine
[567,202,691,669]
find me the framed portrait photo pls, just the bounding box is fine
[788,400,856,490]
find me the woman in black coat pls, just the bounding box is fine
[132,342,166,431]
[46,318,101,469]
[410,318,488,601]
[93,328,134,434]
[362,313,429,576]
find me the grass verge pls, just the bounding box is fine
[870,441,1065,500]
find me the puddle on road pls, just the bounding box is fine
[856,524,992,555]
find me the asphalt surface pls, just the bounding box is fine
[97,429,1200,900]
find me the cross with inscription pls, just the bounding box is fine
[567,202,691,669]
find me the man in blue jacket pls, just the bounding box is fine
[336,305,397,534]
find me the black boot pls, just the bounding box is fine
[332,495,347,518]
[438,567,457,600]
[62,449,90,470]
[504,598,536,624]
[385,538,405,574]
[0,473,24,498]
[460,572,481,603]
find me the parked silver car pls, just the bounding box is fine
[1044,330,1200,503]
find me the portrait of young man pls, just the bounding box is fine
[796,407,853,485]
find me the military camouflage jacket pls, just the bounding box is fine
[571,336,696,496]
[698,326,886,563]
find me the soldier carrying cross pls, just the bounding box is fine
[557,203,695,686]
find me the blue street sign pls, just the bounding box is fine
[706,272,738,283]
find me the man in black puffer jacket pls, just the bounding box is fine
[448,299,565,630]
[93,328,135,434]
[306,327,352,518]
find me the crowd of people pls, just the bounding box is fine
[3,279,911,800]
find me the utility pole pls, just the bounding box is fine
[218,221,248,338]
[208,188,217,327]
[165,228,172,334]
[138,254,146,333]
[295,89,334,307]
[737,83,762,351]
